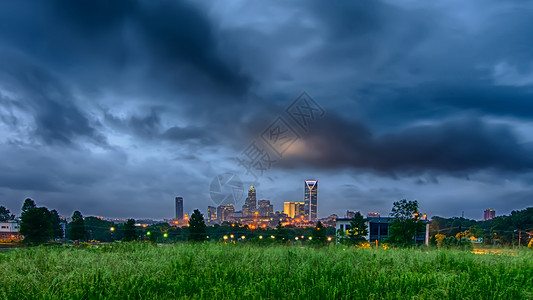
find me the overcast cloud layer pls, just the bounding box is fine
[0,0,532,219]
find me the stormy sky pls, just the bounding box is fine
[0,0,532,220]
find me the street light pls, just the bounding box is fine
[147,231,151,236]
[259,235,263,239]
[308,237,312,240]
[295,237,299,240]
[270,235,275,239]
[223,235,228,240]
[163,233,168,238]
[230,234,234,239]
[327,237,332,242]
[241,236,246,239]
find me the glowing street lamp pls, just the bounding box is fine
[308,237,312,240]
[327,237,332,242]
[110,227,115,232]
[163,233,168,238]
[230,234,234,239]
[270,235,275,239]
[147,231,151,236]
[259,236,263,239]
[241,236,246,239]
[295,237,299,240]
[223,235,228,240]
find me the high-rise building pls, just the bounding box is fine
[283,202,293,218]
[242,184,257,217]
[304,180,318,221]
[258,200,273,217]
[295,202,305,218]
[346,210,356,219]
[283,201,305,219]
[207,206,217,222]
[217,204,235,223]
[483,209,495,221]
[175,197,184,220]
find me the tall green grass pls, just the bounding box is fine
[0,243,531,299]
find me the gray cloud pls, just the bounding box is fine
[0,0,532,219]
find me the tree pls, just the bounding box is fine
[275,221,288,242]
[188,209,207,242]
[312,221,327,245]
[347,212,368,244]
[123,219,137,242]
[0,206,15,222]
[69,211,87,241]
[49,209,64,240]
[21,198,36,214]
[20,206,53,244]
[388,199,425,247]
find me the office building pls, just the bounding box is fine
[484,209,496,221]
[336,216,430,245]
[175,197,184,220]
[217,204,235,223]
[304,180,318,222]
[242,184,257,217]
[283,201,305,219]
[258,200,273,217]
[207,206,217,222]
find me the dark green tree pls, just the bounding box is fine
[49,209,64,240]
[188,210,207,242]
[20,206,53,244]
[275,221,288,242]
[388,199,425,247]
[312,221,327,245]
[21,198,36,214]
[348,212,368,244]
[0,206,15,221]
[123,219,137,242]
[69,211,87,241]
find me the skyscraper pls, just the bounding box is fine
[175,197,184,220]
[483,208,495,221]
[283,201,305,219]
[242,184,257,217]
[207,206,217,222]
[304,180,318,222]
[258,200,273,217]
[217,204,234,223]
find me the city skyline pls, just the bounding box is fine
[1,1,532,220]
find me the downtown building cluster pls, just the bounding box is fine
[202,180,320,228]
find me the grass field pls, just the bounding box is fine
[0,243,531,299]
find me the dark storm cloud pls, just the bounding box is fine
[0,54,104,146]
[278,114,533,174]
[0,0,251,98]
[0,0,532,219]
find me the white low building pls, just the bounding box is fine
[0,221,20,240]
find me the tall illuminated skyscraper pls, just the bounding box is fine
[175,197,184,220]
[242,184,257,217]
[304,180,318,222]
